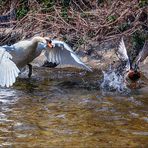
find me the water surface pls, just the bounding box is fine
[0,68,148,147]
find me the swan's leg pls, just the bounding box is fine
[27,64,32,78]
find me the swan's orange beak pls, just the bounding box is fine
[45,38,53,48]
[47,42,53,48]
[47,39,53,48]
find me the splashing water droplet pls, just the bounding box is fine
[101,68,130,93]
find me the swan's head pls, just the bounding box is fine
[32,36,53,48]
[45,39,53,48]
[44,37,54,48]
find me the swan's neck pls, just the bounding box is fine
[31,36,46,44]
[35,43,46,57]
[29,36,47,58]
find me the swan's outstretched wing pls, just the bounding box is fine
[45,40,92,71]
[136,40,148,64]
[116,38,131,71]
[0,47,20,87]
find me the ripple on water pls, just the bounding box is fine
[0,68,147,147]
[0,88,20,104]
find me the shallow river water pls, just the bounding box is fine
[0,68,148,147]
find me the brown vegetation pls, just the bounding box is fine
[0,0,147,51]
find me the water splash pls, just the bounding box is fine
[101,67,130,93]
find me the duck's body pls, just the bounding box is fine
[116,38,148,88]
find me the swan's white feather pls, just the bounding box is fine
[45,39,92,71]
[0,47,20,87]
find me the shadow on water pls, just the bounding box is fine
[0,67,148,147]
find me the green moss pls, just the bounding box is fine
[74,37,85,49]
[40,0,55,12]
[60,0,71,22]
[17,6,28,19]
[87,30,96,38]
[97,0,104,5]
[129,31,147,62]
[131,31,146,50]
[107,15,117,23]
[138,0,148,8]
[77,37,85,45]
[16,0,29,20]
[61,0,71,7]
[61,8,68,18]
[41,0,70,13]
[118,22,131,32]
[0,0,4,5]
[61,8,73,22]
[80,12,88,18]
[42,0,55,8]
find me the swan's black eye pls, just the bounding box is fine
[46,39,52,44]
[48,40,52,44]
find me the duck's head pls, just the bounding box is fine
[126,69,141,82]
[124,67,141,88]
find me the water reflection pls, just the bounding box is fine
[0,68,147,147]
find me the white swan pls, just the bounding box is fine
[1,36,51,87]
[1,36,92,87]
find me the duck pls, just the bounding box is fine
[1,36,92,87]
[116,38,148,88]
